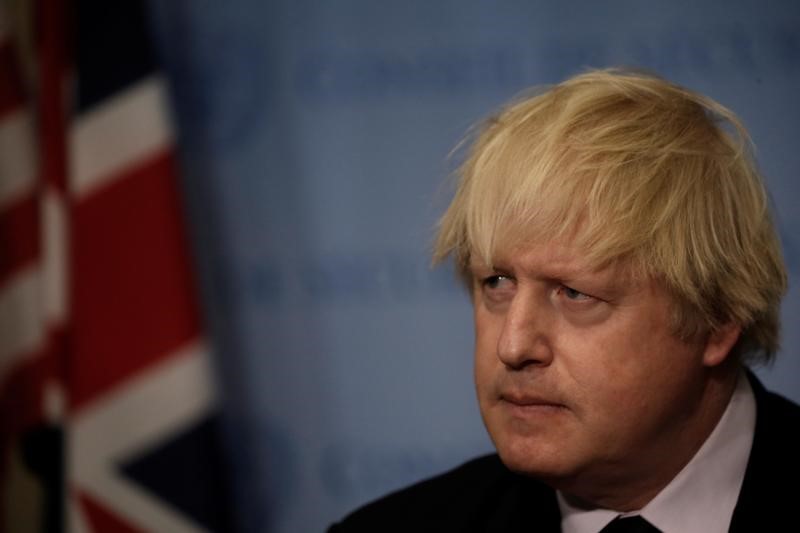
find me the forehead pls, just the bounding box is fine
[472,236,629,277]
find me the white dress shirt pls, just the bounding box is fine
[557,372,756,533]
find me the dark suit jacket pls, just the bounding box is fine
[329,373,800,532]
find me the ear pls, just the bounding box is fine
[702,323,741,367]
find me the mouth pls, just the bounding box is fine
[500,394,567,413]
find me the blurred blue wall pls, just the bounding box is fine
[148,1,800,531]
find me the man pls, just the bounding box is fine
[329,69,799,532]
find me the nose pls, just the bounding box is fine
[496,290,554,370]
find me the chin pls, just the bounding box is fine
[493,434,576,481]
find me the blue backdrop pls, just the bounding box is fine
[148,2,800,531]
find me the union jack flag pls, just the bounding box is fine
[0,1,232,531]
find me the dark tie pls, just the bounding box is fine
[598,515,662,533]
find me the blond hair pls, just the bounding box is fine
[434,68,787,363]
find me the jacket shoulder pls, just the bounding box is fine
[731,374,800,531]
[329,454,556,533]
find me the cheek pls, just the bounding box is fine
[561,325,702,431]
[561,308,669,376]
[472,310,502,390]
[554,323,660,415]
[473,330,495,385]
[473,306,499,352]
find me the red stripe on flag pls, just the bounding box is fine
[69,150,202,411]
[0,193,40,286]
[77,491,145,533]
[0,39,27,120]
[37,0,68,193]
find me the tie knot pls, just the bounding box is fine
[598,515,662,533]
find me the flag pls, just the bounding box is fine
[0,1,66,531]
[0,1,232,531]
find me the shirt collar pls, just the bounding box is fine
[558,371,756,533]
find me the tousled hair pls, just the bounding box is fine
[434,68,787,363]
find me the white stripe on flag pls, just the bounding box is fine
[70,341,215,533]
[69,76,173,200]
[0,108,37,209]
[68,497,92,533]
[0,185,69,379]
[40,186,68,325]
[0,266,44,376]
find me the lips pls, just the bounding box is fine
[500,392,566,410]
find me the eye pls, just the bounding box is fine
[479,274,515,304]
[561,285,592,301]
[482,274,514,290]
[483,275,509,289]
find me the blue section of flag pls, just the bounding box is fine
[119,412,234,532]
[76,0,157,111]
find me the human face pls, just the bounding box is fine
[471,238,735,506]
